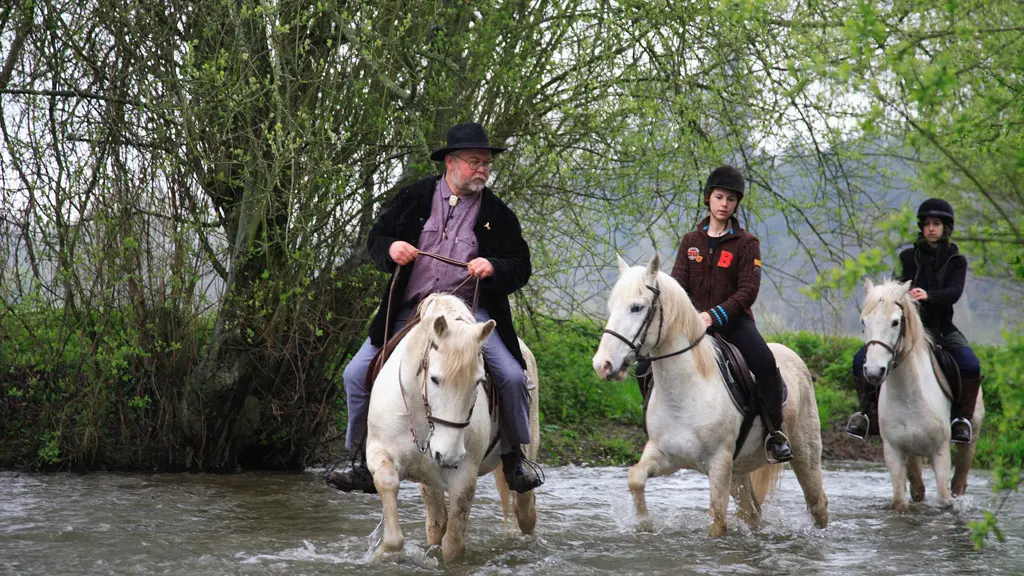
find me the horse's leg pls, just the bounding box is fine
[951,441,977,497]
[931,443,954,508]
[907,456,926,503]
[788,445,829,528]
[707,450,733,537]
[515,489,537,535]
[627,442,676,529]
[442,473,478,563]
[373,458,404,552]
[421,485,448,547]
[730,472,761,527]
[883,441,909,513]
[952,399,983,497]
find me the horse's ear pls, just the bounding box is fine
[645,253,661,277]
[616,253,629,275]
[899,279,912,295]
[863,277,875,296]
[476,319,496,343]
[433,315,448,338]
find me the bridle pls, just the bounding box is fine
[602,280,706,365]
[864,301,907,378]
[398,330,481,454]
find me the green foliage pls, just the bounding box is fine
[768,331,864,429]
[522,316,642,428]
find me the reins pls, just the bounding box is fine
[865,301,907,377]
[602,280,707,365]
[383,251,482,453]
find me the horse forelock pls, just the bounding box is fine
[862,280,932,354]
[411,294,483,392]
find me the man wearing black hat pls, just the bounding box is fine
[327,122,543,494]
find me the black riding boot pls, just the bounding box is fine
[502,446,544,494]
[756,369,793,463]
[951,376,982,444]
[636,359,654,437]
[325,443,377,494]
[846,375,880,440]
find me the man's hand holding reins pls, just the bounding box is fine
[467,257,494,278]
[389,241,419,265]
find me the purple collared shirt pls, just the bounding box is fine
[404,177,482,305]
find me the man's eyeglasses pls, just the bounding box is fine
[452,153,493,171]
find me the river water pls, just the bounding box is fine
[1,462,1021,575]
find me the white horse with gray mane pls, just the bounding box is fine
[592,255,828,536]
[860,278,984,511]
[365,293,540,562]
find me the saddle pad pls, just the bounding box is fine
[929,346,961,403]
[713,335,788,417]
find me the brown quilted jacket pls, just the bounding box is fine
[670,216,762,330]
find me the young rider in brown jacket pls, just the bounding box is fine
[636,165,793,463]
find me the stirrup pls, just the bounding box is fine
[845,412,869,440]
[950,418,973,444]
[764,431,793,464]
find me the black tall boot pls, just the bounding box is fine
[502,445,544,494]
[846,375,879,440]
[636,359,654,437]
[951,376,982,444]
[756,369,793,463]
[325,443,377,494]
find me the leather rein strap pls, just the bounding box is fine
[865,301,907,375]
[383,251,482,453]
[602,281,707,364]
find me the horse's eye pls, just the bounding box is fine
[891,319,899,328]
[430,375,440,385]
[630,304,643,313]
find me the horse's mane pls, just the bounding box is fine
[655,271,719,379]
[409,294,483,391]
[862,279,932,356]
[614,265,717,379]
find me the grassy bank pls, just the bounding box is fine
[524,316,1024,470]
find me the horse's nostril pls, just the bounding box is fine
[433,451,442,463]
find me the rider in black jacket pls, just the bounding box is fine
[847,198,983,443]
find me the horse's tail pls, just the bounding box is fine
[750,462,784,505]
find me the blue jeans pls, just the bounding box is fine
[851,343,980,379]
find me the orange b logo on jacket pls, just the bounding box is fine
[717,251,733,268]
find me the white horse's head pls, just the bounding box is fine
[414,294,495,468]
[593,254,663,380]
[860,278,929,385]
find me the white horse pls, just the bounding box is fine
[860,279,984,511]
[592,255,828,535]
[365,293,540,562]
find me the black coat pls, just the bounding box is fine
[366,175,531,367]
[898,242,967,338]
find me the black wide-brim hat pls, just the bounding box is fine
[429,122,508,161]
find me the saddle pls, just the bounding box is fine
[712,334,788,459]
[364,312,500,423]
[929,345,961,404]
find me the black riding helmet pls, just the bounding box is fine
[917,198,955,232]
[703,165,745,205]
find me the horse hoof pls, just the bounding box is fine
[890,501,909,514]
[708,523,727,538]
[382,534,404,553]
[442,537,465,563]
[635,517,654,533]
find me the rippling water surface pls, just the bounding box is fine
[2,463,1022,575]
